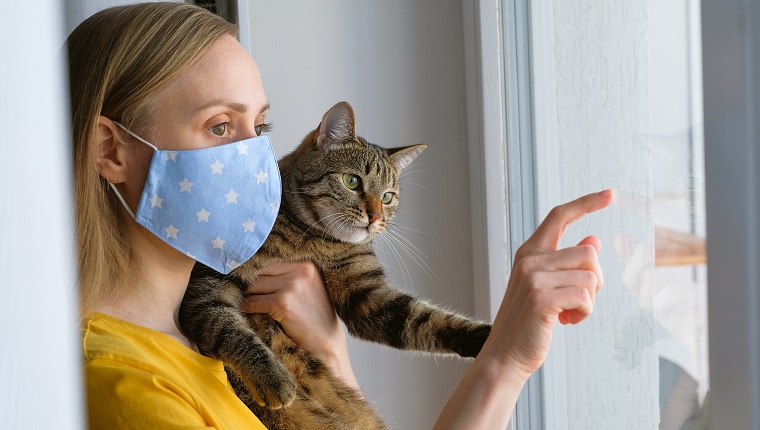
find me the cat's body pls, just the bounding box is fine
[179,102,491,430]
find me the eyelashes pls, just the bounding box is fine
[207,121,274,139]
[255,122,274,136]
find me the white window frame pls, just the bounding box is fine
[463,0,547,428]
[701,0,760,427]
[464,0,760,428]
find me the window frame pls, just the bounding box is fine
[701,0,760,427]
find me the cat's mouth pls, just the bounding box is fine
[328,221,382,244]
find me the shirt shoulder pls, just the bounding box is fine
[82,312,266,430]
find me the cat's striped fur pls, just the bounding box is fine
[179,102,491,429]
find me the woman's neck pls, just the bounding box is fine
[95,223,197,349]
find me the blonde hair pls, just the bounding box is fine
[67,2,237,318]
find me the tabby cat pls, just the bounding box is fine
[179,102,491,429]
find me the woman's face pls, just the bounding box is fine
[114,34,269,262]
[120,33,269,206]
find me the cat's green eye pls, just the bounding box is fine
[382,192,394,204]
[342,173,361,190]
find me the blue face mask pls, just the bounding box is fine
[109,122,281,274]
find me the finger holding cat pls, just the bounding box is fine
[240,262,347,366]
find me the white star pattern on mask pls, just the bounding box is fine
[242,219,256,232]
[165,225,179,238]
[211,236,226,249]
[227,260,241,270]
[150,194,164,208]
[236,142,249,155]
[270,200,279,213]
[225,189,240,204]
[178,178,193,193]
[164,151,178,161]
[210,160,225,175]
[255,170,268,184]
[196,208,211,222]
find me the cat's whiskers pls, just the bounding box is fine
[387,221,436,236]
[300,212,344,240]
[402,182,432,193]
[375,233,413,288]
[318,213,348,235]
[322,213,350,241]
[337,217,356,242]
[399,167,439,179]
[381,233,419,287]
[384,228,439,284]
[397,160,438,177]
[386,225,433,266]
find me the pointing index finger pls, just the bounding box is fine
[526,189,614,252]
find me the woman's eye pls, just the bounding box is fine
[382,192,394,204]
[210,123,228,137]
[342,173,361,190]
[255,122,273,136]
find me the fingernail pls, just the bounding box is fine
[598,189,612,199]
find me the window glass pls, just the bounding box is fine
[522,1,708,428]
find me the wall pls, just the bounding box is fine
[0,1,83,429]
[247,2,475,428]
[65,0,175,34]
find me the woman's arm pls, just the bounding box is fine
[241,190,612,429]
[239,262,362,393]
[433,190,613,429]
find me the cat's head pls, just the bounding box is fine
[280,102,426,244]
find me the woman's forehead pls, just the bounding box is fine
[155,34,268,121]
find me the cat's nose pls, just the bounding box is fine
[367,211,382,224]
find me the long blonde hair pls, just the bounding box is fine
[67,2,238,318]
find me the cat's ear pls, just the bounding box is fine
[387,144,427,171]
[317,102,357,151]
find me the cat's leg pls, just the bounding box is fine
[179,273,296,408]
[325,261,491,358]
[225,364,255,407]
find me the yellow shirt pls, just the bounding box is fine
[83,312,266,429]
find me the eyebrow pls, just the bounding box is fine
[194,100,270,115]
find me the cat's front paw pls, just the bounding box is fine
[456,323,492,358]
[239,355,297,409]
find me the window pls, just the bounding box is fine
[190,0,237,24]
[464,0,760,427]
[522,1,708,428]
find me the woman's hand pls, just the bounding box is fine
[434,189,613,429]
[239,261,361,392]
[484,189,612,378]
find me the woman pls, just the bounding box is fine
[69,3,611,429]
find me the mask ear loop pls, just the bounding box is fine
[107,181,137,219]
[106,121,158,219]
[113,121,159,151]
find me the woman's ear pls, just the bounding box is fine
[96,116,128,183]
